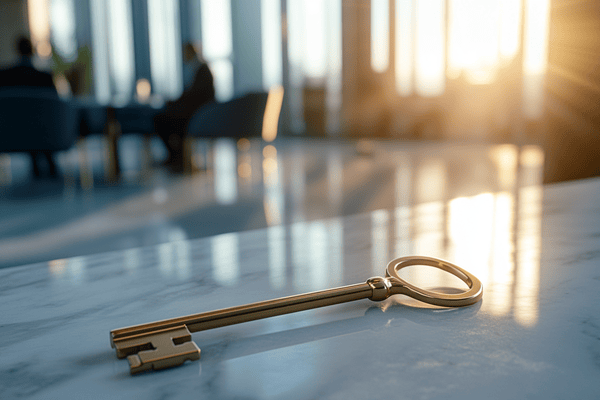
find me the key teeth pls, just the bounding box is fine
[127,342,201,374]
[128,354,143,373]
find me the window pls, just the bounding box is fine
[90,0,135,105]
[261,0,283,91]
[200,0,234,101]
[148,0,183,99]
[371,0,390,73]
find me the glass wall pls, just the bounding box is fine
[148,0,183,100]
[90,0,135,104]
[200,0,234,101]
[32,0,550,133]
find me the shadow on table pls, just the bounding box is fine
[195,293,482,364]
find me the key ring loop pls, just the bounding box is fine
[385,256,483,307]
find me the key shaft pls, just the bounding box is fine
[111,280,382,348]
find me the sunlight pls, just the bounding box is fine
[395,0,413,96]
[447,0,501,84]
[261,0,283,91]
[396,0,548,110]
[214,139,238,205]
[371,0,390,73]
[201,0,234,101]
[523,0,550,76]
[394,157,412,256]
[489,191,515,317]
[515,184,542,327]
[303,0,328,79]
[27,0,51,58]
[500,0,522,61]
[523,0,550,118]
[200,0,232,60]
[212,233,240,286]
[148,0,182,99]
[448,193,494,293]
[415,0,445,96]
[489,144,518,190]
[90,0,111,104]
[107,0,135,104]
[268,225,286,290]
[50,0,77,60]
[371,209,390,276]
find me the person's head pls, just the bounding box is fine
[183,42,202,63]
[16,36,33,57]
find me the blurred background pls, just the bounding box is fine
[0,0,598,280]
[0,1,595,175]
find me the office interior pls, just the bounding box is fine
[0,0,598,278]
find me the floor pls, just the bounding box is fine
[0,135,544,269]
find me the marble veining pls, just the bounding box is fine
[1,177,600,399]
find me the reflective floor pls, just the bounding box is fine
[0,136,544,270]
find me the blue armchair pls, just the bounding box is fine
[0,88,78,153]
[187,92,269,139]
[182,92,271,173]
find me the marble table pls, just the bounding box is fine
[2,176,600,399]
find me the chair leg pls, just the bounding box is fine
[183,137,194,174]
[77,139,93,190]
[103,108,121,182]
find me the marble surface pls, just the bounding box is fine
[2,176,600,399]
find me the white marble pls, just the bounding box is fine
[2,176,600,399]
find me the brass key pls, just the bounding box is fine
[110,256,482,373]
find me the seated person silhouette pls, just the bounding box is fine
[154,43,215,172]
[0,36,59,177]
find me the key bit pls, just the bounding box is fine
[112,325,200,373]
